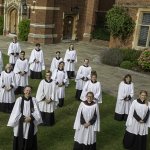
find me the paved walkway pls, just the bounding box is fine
[0,36,149,98]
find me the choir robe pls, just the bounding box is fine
[0,50,3,74]
[36,79,58,126]
[73,101,100,150]
[75,65,91,100]
[0,70,16,113]
[80,80,102,104]
[64,49,77,78]
[123,99,150,150]
[51,68,68,107]
[7,96,42,150]
[14,58,29,95]
[29,49,45,79]
[114,81,134,121]
[7,42,21,67]
[50,57,63,72]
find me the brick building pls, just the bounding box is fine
[0,0,115,44]
[110,0,150,49]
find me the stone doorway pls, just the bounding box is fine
[9,8,18,34]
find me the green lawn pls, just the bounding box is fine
[0,54,150,150]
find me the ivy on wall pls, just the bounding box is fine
[106,6,135,40]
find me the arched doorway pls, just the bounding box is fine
[63,16,74,39]
[9,9,18,34]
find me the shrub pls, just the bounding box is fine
[101,48,124,66]
[101,48,142,66]
[138,50,150,71]
[106,6,135,40]
[18,19,30,41]
[91,27,110,41]
[0,16,4,35]
[120,61,133,69]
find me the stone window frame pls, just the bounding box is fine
[132,8,150,50]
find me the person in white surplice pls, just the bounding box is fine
[0,63,16,113]
[64,44,77,79]
[80,71,102,104]
[36,70,58,126]
[14,51,29,95]
[52,61,68,107]
[73,92,100,150]
[7,36,21,69]
[50,51,63,72]
[29,43,45,79]
[7,85,42,150]
[75,58,92,100]
[0,50,3,75]
[114,74,134,121]
[123,90,150,150]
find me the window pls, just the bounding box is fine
[138,13,150,47]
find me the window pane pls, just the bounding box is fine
[142,13,150,25]
[138,26,149,47]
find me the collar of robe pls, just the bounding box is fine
[23,96,32,101]
[124,81,131,84]
[13,42,17,44]
[5,70,11,73]
[84,100,95,106]
[35,49,41,52]
[83,65,89,67]
[45,79,53,83]
[56,57,61,60]
[91,80,97,83]
[137,99,146,104]
[20,58,25,61]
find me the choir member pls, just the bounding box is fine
[123,90,150,150]
[50,51,63,72]
[73,92,100,150]
[0,63,16,113]
[0,50,3,75]
[64,44,77,79]
[14,51,29,95]
[80,71,102,104]
[7,36,21,69]
[75,58,91,100]
[52,61,68,107]
[114,74,134,121]
[36,70,58,126]
[7,85,42,150]
[29,43,45,79]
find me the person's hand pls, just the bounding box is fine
[67,59,70,62]
[84,123,90,128]
[24,116,31,123]
[140,120,144,123]
[20,72,24,76]
[45,99,52,104]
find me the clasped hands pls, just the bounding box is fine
[83,122,91,128]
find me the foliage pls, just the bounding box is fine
[91,27,110,41]
[101,48,142,67]
[0,16,4,35]
[120,60,133,69]
[18,19,30,41]
[138,49,150,71]
[106,6,135,40]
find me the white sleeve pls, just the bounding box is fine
[95,82,102,104]
[76,66,83,80]
[117,82,125,100]
[36,80,45,102]
[80,82,89,101]
[94,104,100,132]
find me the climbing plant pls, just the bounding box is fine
[106,6,135,40]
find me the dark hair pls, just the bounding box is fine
[91,70,97,77]
[36,43,40,47]
[139,90,148,96]
[23,85,33,91]
[45,70,52,75]
[123,74,132,84]
[86,91,94,98]
[20,51,25,55]
[56,51,60,54]
[69,44,74,50]
[84,58,89,62]
[59,61,64,65]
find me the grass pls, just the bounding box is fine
[0,54,150,150]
